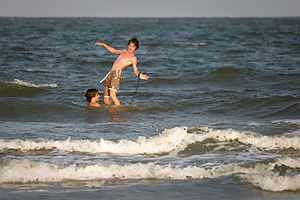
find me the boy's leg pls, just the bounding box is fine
[109,70,122,105]
[103,85,111,105]
[104,97,110,105]
[110,90,120,105]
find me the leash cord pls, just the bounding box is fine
[129,77,140,105]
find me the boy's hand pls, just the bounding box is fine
[139,73,149,80]
[95,42,104,46]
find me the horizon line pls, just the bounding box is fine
[1,16,300,18]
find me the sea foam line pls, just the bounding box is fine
[0,127,189,155]
[1,157,299,192]
[237,157,300,192]
[10,79,58,88]
[0,126,299,155]
[195,127,300,150]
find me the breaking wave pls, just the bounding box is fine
[9,79,58,88]
[1,126,299,192]
[0,126,299,155]
[0,79,57,97]
[0,157,299,192]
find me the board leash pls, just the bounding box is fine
[129,76,140,106]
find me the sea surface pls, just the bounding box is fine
[0,17,300,200]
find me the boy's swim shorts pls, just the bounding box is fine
[104,70,123,98]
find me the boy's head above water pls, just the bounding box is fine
[85,88,100,107]
[128,38,139,50]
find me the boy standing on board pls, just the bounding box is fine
[95,38,149,105]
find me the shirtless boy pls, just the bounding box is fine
[95,38,149,105]
[85,88,100,107]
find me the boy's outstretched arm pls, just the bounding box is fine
[132,57,149,80]
[95,42,122,54]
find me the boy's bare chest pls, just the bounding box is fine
[116,53,133,64]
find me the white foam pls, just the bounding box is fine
[272,119,300,126]
[284,119,300,125]
[0,159,215,183]
[193,127,300,150]
[0,127,189,155]
[0,126,299,155]
[242,173,300,192]
[0,159,255,183]
[271,119,300,136]
[246,122,264,127]
[10,79,58,88]
[285,130,300,136]
[238,157,300,192]
[1,157,299,192]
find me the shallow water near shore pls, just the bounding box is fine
[0,17,300,200]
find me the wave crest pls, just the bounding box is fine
[0,127,189,155]
[0,126,299,155]
[192,127,300,150]
[10,79,58,88]
[1,157,300,192]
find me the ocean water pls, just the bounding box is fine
[0,17,300,200]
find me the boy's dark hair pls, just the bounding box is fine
[85,88,98,103]
[128,38,139,50]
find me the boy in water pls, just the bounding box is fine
[95,38,149,105]
[85,88,100,107]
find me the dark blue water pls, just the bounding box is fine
[0,17,300,200]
